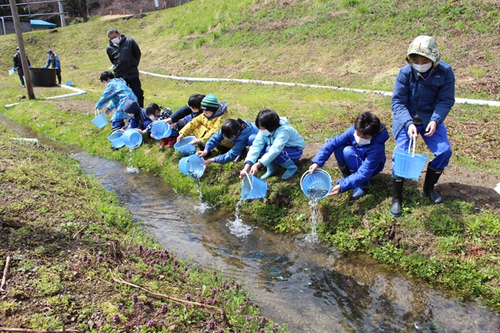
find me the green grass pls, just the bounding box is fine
[1,0,500,315]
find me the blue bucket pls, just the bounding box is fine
[151,121,172,140]
[108,131,125,149]
[122,129,143,149]
[241,174,268,200]
[178,155,205,179]
[174,136,197,157]
[300,169,332,201]
[91,113,108,129]
[393,150,428,180]
[66,81,72,86]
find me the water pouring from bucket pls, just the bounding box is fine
[241,172,268,200]
[178,155,205,180]
[300,168,332,243]
[300,168,332,202]
[122,129,143,149]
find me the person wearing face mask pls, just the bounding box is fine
[239,109,306,180]
[309,111,389,200]
[106,28,144,107]
[176,94,231,149]
[390,36,455,217]
[145,103,178,148]
[95,71,137,134]
[197,118,259,166]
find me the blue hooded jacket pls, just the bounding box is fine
[312,124,389,192]
[245,118,306,167]
[95,78,137,122]
[392,61,455,137]
[205,120,259,164]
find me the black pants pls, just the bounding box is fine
[124,76,144,107]
[56,68,62,85]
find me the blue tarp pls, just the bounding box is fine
[30,19,57,28]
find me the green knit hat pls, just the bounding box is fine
[201,94,219,112]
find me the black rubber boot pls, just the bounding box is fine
[390,177,404,217]
[423,166,443,204]
[338,163,352,178]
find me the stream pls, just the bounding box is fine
[2,112,499,333]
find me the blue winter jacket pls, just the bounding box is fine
[245,118,306,167]
[312,124,389,192]
[392,61,455,137]
[95,78,137,122]
[205,120,259,164]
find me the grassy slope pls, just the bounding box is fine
[1,0,500,312]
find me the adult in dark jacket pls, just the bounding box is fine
[43,50,61,85]
[106,28,144,107]
[390,36,455,217]
[310,111,389,200]
[12,47,31,87]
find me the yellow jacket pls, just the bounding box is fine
[180,102,232,147]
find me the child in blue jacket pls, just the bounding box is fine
[390,36,455,217]
[198,118,259,166]
[239,109,306,180]
[309,111,389,200]
[95,71,138,132]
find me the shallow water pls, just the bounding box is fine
[2,112,499,332]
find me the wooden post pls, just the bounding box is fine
[163,2,166,10]
[122,9,125,15]
[9,0,35,100]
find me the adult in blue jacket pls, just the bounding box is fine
[390,36,455,217]
[310,111,389,200]
[43,50,61,85]
[240,109,306,180]
[198,118,259,165]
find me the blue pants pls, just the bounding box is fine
[263,145,303,164]
[17,67,25,86]
[334,145,384,174]
[393,123,452,173]
[128,119,152,130]
[111,119,125,132]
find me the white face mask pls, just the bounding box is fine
[223,136,233,143]
[259,129,272,137]
[111,37,120,45]
[354,132,371,145]
[412,62,432,73]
